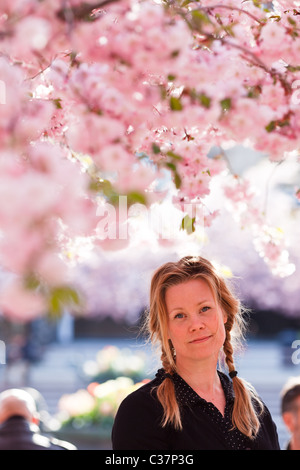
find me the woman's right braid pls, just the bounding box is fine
[161,348,173,374]
[155,346,182,430]
[223,313,263,437]
[223,317,236,375]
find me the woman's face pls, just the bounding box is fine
[165,278,227,369]
[283,396,300,441]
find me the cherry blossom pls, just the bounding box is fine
[0,278,47,322]
[0,0,300,320]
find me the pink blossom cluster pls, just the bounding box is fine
[0,0,300,320]
[0,57,98,320]
[223,174,296,277]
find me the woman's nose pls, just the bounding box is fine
[189,314,205,332]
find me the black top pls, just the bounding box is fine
[0,416,77,450]
[112,369,280,450]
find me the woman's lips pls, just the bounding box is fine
[189,335,212,344]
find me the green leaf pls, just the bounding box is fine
[269,15,281,22]
[93,179,119,205]
[191,10,211,27]
[265,118,290,133]
[162,151,183,188]
[170,96,183,111]
[181,215,196,234]
[152,143,161,154]
[246,85,262,99]
[174,171,182,189]
[288,16,297,26]
[220,98,232,112]
[160,85,167,100]
[24,274,40,290]
[166,151,183,161]
[199,94,211,109]
[48,286,81,318]
[89,179,103,192]
[52,98,62,109]
[287,65,300,72]
[180,0,193,7]
[126,191,147,206]
[165,162,176,172]
[265,121,276,133]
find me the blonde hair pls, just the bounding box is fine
[145,256,264,439]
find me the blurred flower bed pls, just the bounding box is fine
[54,376,148,439]
[78,345,148,383]
[49,345,153,446]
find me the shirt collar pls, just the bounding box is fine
[155,368,235,407]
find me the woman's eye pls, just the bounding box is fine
[201,306,210,313]
[174,313,185,319]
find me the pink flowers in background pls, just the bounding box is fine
[0,0,300,321]
[0,278,47,322]
[56,376,147,434]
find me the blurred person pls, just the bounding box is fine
[281,376,300,450]
[4,333,29,386]
[21,387,54,434]
[112,256,280,450]
[0,388,77,450]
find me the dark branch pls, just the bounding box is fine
[56,0,120,22]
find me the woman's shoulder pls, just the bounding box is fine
[112,372,169,450]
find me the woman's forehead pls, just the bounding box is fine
[165,278,215,304]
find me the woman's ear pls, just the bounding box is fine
[282,411,295,433]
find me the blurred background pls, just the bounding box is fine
[0,148,299,450]
[0,310,299,449]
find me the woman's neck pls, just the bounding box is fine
[174,358,226,416]
[175,358,220,397]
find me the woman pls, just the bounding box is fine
[112,256,280,450]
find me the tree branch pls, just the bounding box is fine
[202,3,264,25]
[56,0,121,22]
[220,37,292,95]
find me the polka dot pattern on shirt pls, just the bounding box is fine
[155,369,252,450]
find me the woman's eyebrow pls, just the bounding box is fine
[169,300,211,313]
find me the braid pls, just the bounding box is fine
[160,346,175,373]
[156,347,182,430]
[224,320,235,375]
[223,321,263,438]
